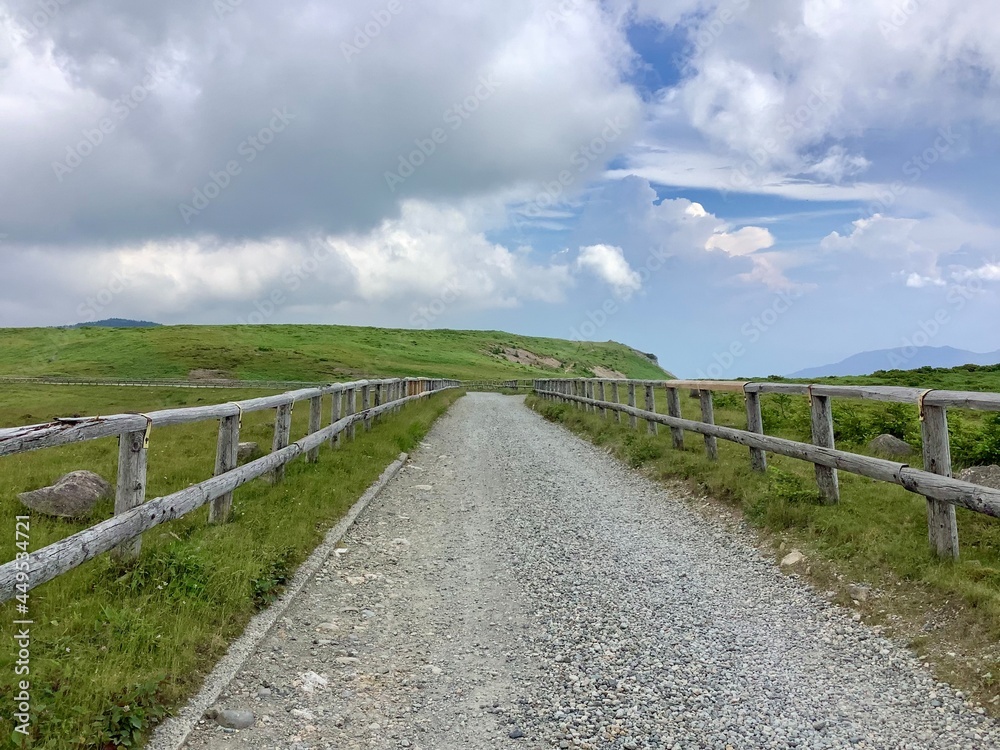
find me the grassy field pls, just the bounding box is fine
[779,362,1000,392]
[0,325,669,382]
[529,387,1000,713]
[0,384,462,748]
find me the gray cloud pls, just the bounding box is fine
[1,0,640,247]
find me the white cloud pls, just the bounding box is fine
[0,199,575,326]
[820,212,1000,288]
[705,226,774,257]
[577,244,642,298]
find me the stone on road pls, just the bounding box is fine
[181,393,996,750]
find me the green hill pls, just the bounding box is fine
[0,325,671,382]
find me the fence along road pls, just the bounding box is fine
[0,377,459,602]
[534,377,1000,560]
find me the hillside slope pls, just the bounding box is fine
[0,325,671,381]
[790,345,1000,378]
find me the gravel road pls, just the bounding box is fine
[181,393,998,750]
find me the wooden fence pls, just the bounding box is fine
[533,377,1000,559]
[0,377,459,602]
[0,376,331,390]
[464,379,533,392]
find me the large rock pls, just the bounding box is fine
[780,549,805,567]
[18,470,112,518]
[868,434,914,459]
[957,465,1000,490]
[205,707,255,730]
[237,442,259,462]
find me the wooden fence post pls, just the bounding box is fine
[666,386,684,449]
[922,404,959,558]
[271,401,292,483]
[362,383,372,431]
[611,381,621,423]
[645,384,657,436]
[628,383,637,429]
[810,393,840,503]
[586,381,594,412]
[745,391,767,472]
[598,380,607,418]
[209,414,239,524]
[307,395,323,463]
[112,428,148,559]
[346,387,357,440]
[331,388,342,447]
[699,390,718,460]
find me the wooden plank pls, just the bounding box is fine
[743,383,810,396]
[598,380,607,418]
[921,404,959,559]
[665,379,748,393]
[924,390,1000,411]
[645,384,657,435]
[271,401,292,483]
[745,391,767,472]
[699,390,718,460]
[628,383,637,429]
[209,414,240,524]
[330,387,342,447]
[810,394,840,504]
[112,428,148,560]
[307,395,323,463]
[611,382,621,423]
[346,387,357,440]
[362,383,372,431]
[665,387,684,449]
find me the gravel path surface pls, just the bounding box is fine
[181,393,997,750]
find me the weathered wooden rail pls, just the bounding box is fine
[0,376,331,390]
[533,377,1000,559]
[464,379,533,392]
[0,377,459,602]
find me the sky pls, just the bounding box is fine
[2,0,999,377]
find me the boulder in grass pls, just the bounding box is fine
[957,465,1000,490]
[867,434,914,459]
[18,470,113,519]
[237,442,260,462]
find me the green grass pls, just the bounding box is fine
[769,362,1000,392]
[529,390,1000,710]
[0,325,670,382]
[0,385,463,748]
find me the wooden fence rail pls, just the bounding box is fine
[533,377,1000,560]
[0,377,459,602]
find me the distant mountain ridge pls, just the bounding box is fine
[790,346,1000,378]
[65,318,162,329]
